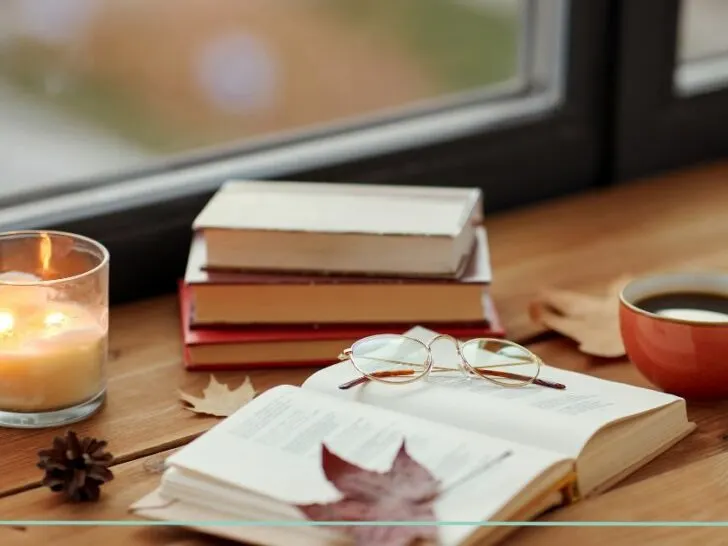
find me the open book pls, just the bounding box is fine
[132,327,695,546]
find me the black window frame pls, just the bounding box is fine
[613,0,728,181]
[2,0,612,304]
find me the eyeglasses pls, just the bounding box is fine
[337,333,565,390]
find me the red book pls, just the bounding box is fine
[179,283,505,370]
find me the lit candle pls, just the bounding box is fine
[0,295,107,412]
[0,230,109,424]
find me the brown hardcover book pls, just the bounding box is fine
[179,282,505,369]
[186,227,492,326]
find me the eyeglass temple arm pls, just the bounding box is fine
[338,370,415,390]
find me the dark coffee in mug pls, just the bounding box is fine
[634,291,728,322]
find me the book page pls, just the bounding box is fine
[302,330,683,458]
[166,385,568,546]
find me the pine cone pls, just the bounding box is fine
[37,431,114,502]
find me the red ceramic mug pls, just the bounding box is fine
[619,272,728,399]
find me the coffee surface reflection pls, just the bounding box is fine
[635,292,728,322]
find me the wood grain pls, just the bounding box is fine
[487,161,728,340]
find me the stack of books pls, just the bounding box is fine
[179,180,504,370]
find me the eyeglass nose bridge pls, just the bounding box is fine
[425,333,471,375]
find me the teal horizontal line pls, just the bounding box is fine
[4,521,728,527]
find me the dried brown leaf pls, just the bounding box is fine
[298,442,438,546]
[529,277,631,358]
[179,375,255,417]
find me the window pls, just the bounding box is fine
[676,0,728,95]
[614,0,728,181]
[2,0,529,202]
[0,1,610,302]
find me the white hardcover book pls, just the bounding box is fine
[192,180,483,277]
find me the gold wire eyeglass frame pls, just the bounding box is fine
[337,333,566,390]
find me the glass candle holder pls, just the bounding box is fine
[0,231,109,428]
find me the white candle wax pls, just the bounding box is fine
[0,296,107,412]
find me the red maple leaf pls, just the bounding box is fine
[297,441,440,546]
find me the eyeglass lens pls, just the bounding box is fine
[461,339,540,386]
[349,334,430,383]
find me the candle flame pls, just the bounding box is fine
[0,311,14,335]
[40,233,52,275]
[44,312,67,328]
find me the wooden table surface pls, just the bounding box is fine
[4,162,728,545]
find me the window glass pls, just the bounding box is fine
[0,0,524,198]
[678,0,728,62]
